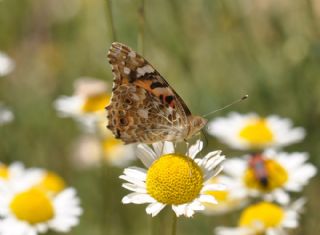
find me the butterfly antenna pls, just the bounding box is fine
[202,95,248,118]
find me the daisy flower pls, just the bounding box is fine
[53,77,110,132]
[0,166,82,235]
[0,103,14,126]
[207,113,305,150]
[0,162,43,191]
[0,51,15,77]
[215,199,306,235]
[71,135,135,168]
[201,175,249,215]
[120,140,225,217]
[223,150,317,204]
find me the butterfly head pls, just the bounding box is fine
[187,116,207,139]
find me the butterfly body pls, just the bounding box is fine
[106,42,207,144]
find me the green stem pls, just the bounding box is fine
[138,0,145,55]
[105,0,116,42]
[171,211,177,235]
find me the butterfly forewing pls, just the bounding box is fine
[106,42,201,144]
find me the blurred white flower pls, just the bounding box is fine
[216,199,306,235]
[202,175,249,215]
[0,51,15,77]
[71,134,135,168]
[0,163,82,235]
[120,140,226,217]
[53,77,110,133]
[208,113,305,150]
[0,103,14,125]
[223,150,317,204]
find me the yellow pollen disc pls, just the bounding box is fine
[239,119,274,147]
[239,202,284,229]
[0,165,9,179]
[37,172,66,194]
[81,94,110,113]
[103,137,122,153]
[146,154,203,205]
[244,159,288,192]
[10,188,54,224]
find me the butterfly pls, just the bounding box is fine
[106,42,207,144]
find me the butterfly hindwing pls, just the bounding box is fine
[106,83,188,144]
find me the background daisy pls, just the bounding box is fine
[0,164,82,235]
[223,150,317,204]
[207,113,305,150]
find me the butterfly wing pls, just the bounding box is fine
[106,42,191,144]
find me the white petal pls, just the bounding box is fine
[172,204,187,217]
[152,142,164,156]
[187,140,203,159]
[119,174,146,188]
[273,189,290,205]
[146,202,166,217]
[201,183,226,193]
[122,183,147,193]
[137,144,157,168]
[162,141,175,155]
[122,193,156,204]
[198,194,218,204]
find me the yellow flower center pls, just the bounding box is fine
[244,159,288,192]
[146,154,203,205]
[81,94,110,113]
[239,202,284,230]
[239,119,274,147]
[37,172,66,194]
[0,165,9,179]
[10,188,54,224]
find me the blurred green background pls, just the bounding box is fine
[1,0,320,234]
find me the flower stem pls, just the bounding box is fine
[171,211,177,235]
[105,0,116,42]
[137,0,145,56]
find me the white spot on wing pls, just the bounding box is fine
[128,51,136,58]
[136,65,154,77]
[137,109,148,119]
[124,67,130,75]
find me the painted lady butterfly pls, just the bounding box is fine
[106,42,207,144]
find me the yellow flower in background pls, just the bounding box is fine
[53,77,110,133]
[207,113,305,150]
[0,162,82,235]
[120,140,226,217]
[71,135,135,169]
[202,175,249,215]
[223,150,317,204]
[216,199,305,235]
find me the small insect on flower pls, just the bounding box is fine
[120,140,226,217]
[208,113,305,150]
[223,150,317,204]
[215,199,306,235]
[106,42,207,144]
[0,162,82,235]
